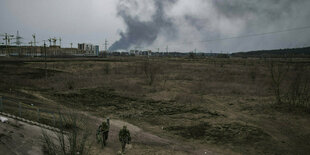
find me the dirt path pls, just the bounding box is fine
[0,115,56,155]
[82,112,215,155]
[0,112,214,155]
[85,113,170,154]
[1,90,216,154]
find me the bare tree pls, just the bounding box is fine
[268,60,289,104]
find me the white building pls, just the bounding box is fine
[78,43,99,56]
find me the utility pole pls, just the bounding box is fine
[7,37,13,46]
[59,37,62,47]
[14,31,23,56]
[14,31,23,46]
[44,40,47,80]
[1,33,14,56]
[1,33,7,45]
[32,34,36,46]
[29,41,33,57]
[52,37,57,46]
[1,33,14,46]
[70,43,73,55]
[103,39,108,57]
[104,39,108,52]
[48,38,52,46]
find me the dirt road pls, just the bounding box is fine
[0,115,54,155]
[1,90,215,154]
[79,112,216,155]
[0,112,215,155]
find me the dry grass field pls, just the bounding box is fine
[0,56,309,154]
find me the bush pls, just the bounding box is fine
[41,111,92,155]
[268,60,310,111]
[285,64,310,109]
[142,59,161,85]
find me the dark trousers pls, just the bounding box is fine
[121,142,126,152]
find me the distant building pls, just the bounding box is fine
[129,50,152,56]
[94,45,99,56]
[141,50,152,56]
[78,43,99,56]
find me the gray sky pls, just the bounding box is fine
[1,0,310,53]
[0,0,124,50]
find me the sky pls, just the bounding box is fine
[1,0,310,53]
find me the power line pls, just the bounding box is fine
[170,25,310,46]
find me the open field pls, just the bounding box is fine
[0,56,309,154]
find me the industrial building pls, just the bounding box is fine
[129,50,152,56]
[78,43,99,56]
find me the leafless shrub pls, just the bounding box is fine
[268,60,289,103]
[268,60,310,111]
[142,59,161,85]
[285,64,310,109]
[41,111,92,155]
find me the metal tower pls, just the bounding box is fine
[0,33,14,46]
[14,31,23,46]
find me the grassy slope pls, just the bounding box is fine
[0,57,309,154]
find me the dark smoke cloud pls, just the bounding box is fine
[211,0,310,32]
[110,0,310,52]
[181,0,310,52]
[109,0,178,51]
[213,0,301,19]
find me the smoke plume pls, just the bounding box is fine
[110,0,310,52]
[109,0,178,51]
